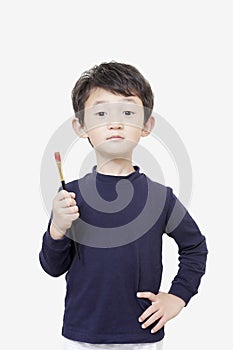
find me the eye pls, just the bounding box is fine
[123,111,135,117]
[95,111,107,118]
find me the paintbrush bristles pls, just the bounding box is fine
[54,152,65,182]
[54,152,61,162]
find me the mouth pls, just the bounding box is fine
[106,135,124,140]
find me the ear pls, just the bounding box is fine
[141,115,155,137]
[72,118,88,138]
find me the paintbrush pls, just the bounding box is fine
[54,152,80,259]
[54,152,66,190]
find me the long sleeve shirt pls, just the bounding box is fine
[39,165,208,344]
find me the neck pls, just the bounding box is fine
[95,152,135,176]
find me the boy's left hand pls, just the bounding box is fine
[137,291,185,333]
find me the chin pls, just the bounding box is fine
[95,139,137,155]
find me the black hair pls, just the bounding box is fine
[72,61,154,127]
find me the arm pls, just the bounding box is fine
[165,187,208,305]
[39,226,74,277]
[39,190,79,277]
[137,187,208,333]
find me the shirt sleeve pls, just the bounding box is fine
[39,220,74,277]
[164,187,208,305]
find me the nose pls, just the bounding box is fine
[107,121,124,130]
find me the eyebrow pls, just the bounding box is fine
[92,98,139,106]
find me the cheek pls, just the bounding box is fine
[126,125,142,141]
[88,128,106,146]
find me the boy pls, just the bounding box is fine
[39,62,208,350]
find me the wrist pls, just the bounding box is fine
[168,293,186,307]
[50,221,66,240]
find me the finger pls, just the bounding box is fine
[137,292,156,302]
[151,316,167,334]
[141,311,162,329]
[57,190,75,201]
[59,197,77,208]
[56,190,69,200]
[69,212,80,222]
[138,304,159,323]
[60,206,79,215]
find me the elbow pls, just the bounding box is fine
[39,253,66,278]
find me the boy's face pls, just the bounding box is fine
[73,88,154,155]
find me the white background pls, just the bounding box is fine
[1,1,232,349]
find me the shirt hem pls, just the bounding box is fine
[62,327,165,344]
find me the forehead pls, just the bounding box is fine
[85,88,143,108]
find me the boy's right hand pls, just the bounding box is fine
[50,190,80,240]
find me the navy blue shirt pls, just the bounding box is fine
[39,166,208,344]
